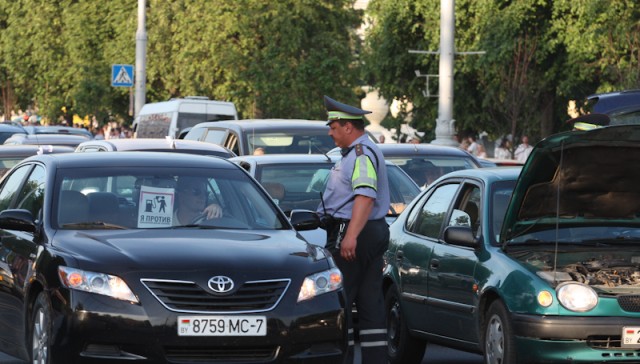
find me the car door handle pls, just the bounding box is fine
[430,259,440,270]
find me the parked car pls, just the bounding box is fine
[384,123,640,364]
[75,138,236,158]
[22,125,94,139]
[0,123,26,144]
[0,145,74,177]
[585,89,640,125]
[230,154,421,246]
[3,133,90,148]
[331,143,482,189]
[184,119,377,156]
[132,96,238,139]
[0,152,347,363]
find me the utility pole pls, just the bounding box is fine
[134,0,147,118]
[410,0,484,146]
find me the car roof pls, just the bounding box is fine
[0,145,75,156]
[587,89,640,115]
[377,143,475,156]
[191,119,328,132]
[23,125,93,137]
[4,133,90,146]
[0,124,27,132]
[230,153,401,166]
[76,138,235,156]
[23,150,239,170]
[438,166,522,181]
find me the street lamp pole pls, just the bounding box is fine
[410,0,484,146]
[134,0,147,118]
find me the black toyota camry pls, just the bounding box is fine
[0,152,346,363]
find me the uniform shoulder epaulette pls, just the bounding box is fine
[355,144,364,156]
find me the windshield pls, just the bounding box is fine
[388,156,478,188]
[255,162,420,215]
[245,131,336,155]
[53,167,286,230]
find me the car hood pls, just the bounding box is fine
[52,228,328,274]
[501,124,640,244]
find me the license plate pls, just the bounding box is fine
[622,326,640,347]
[178,315,267,336]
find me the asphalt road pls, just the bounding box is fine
[1,343,483,363]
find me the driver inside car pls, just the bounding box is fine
[173,176,222,225]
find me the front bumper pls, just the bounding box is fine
[49,289,347,363]
[512,313,640,363]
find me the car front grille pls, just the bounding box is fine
[141,278,290,313]
[588,335,623,349]
[618,295,640,312]
[164,345,279,363]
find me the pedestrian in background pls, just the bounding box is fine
[514,135,533,162]
[466,135,480,156]
[318,95,390,364]
[494,137,512,160]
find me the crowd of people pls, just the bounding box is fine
[459,134,532,162]
[5,109,134,140]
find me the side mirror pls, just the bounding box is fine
[0,209,36,233]
[289,210,320,231]
[444,225,478,248]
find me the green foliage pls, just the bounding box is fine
[1,0,638,136]
[0,0,362,123]
[363,0,640,143]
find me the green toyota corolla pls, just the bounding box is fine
[383,124,640,364]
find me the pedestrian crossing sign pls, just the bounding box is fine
[111,64,134,87]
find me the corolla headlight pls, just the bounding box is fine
[556,282,598,312]
[58,266,138,303]
[297,267,343,302]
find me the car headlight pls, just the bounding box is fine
[58,266,138,303]
[556,282,598,312]
[297,267,343,302]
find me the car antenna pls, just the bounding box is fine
[552,140,565,285]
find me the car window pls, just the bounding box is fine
[389,156,477,187]
[15,165,46,219]
[490,180,516,244]
[0,164,31,211]
[0,157,28,177]
[53,167,286,230]
[447,184,481,237]
[226,133,240,155]
[387,165,421,215]
[202,129,227,145]
[407,183,459,238]
[257,163,333,212]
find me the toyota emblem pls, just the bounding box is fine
[208,276,234,293]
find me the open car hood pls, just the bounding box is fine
[501,124,640,244]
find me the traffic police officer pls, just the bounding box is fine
[318,95,390,364]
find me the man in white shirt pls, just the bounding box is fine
[514,135,533,162]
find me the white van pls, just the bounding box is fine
[133,96,238,139]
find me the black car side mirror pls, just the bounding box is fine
[289,210,320,231]
[0,209,36,233]
[444,225,478,248]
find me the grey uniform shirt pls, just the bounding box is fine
[318,135,390,220]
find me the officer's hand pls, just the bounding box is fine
[340,236,357,262]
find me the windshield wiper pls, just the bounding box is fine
[61,222,126,230]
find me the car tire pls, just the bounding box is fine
[30,292,52,364]
[484,300,516,364]
[385,287,426,364]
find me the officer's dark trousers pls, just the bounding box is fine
[334,218,389,364]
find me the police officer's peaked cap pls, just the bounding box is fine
[566,113,610,131]
[324,95,371,125]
